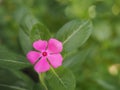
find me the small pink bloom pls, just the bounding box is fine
[26,38,63,73]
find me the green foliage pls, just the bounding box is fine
[0,0,120,90]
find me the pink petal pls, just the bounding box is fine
[48,38,63,53]
[34,58,50,73]
[26,51,41,64]
[33,40,47,52]
[47,54,63,68]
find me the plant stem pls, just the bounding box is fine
[39,73,48,90]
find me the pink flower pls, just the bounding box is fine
[26,38,63,73]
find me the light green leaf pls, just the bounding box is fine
[45,67,76,90]
[95,79,116,90]
[0,45,30,69]
[55,20,93,52]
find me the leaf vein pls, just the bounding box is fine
[63,21,89,45]
[0,59,29,65]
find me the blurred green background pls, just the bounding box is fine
[0,0,120,90]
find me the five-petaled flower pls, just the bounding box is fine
[26,38,63,73]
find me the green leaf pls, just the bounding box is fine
[0,45,30,69]
[0,68,34,90]
[45,67,76,90]
[95,79,116,90]
[55,20,93,52]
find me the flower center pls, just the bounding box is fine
[42,52,47,56]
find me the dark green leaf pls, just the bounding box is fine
[0,68,34,90]
[30,22,51,43]
[19,29,32,54]
[0,45,30,69]
[33,83,45,90]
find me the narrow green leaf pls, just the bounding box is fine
[95,79,116,90]
[0,46,30,69]
[0,68,34,90]
[55,20,93,52]
[45,67,76,90]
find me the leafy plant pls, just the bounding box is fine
[1,0,120,90]
[0,12,92,90]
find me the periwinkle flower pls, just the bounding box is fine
[27,38,63,73]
